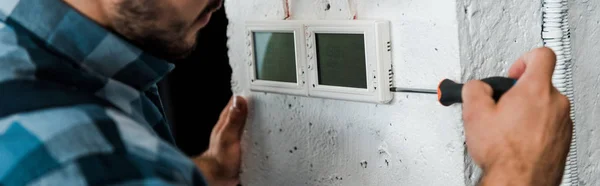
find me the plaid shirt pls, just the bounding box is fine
[0,0,207,185]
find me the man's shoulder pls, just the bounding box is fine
[0,103,202,186]
[0,79,117,119]
[0,21,113,118]
[0,104,121,185]
[0,21,38,84]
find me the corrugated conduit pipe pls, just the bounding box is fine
[542,0,579,185]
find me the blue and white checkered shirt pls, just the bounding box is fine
[0,0,208,185]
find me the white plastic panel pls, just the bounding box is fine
[245,20,393,104]
[246,21,308,96]
[305,20,393,104]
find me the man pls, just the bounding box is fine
[0,0,243,185]
[0,0,572,186]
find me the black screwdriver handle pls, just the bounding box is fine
[437,76,517,106]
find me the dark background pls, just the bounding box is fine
[158,7,232,157]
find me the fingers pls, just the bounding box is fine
[508,57,526,79]
[512,47,557,84]
[222,96,248,140]
[555,93,572,119]
[462,80,496,123]
[214,96,235,134]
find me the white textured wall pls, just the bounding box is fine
[455,1,543,185]
[569,0,600,185]
[225,0,464,185]
[456,0,543,81]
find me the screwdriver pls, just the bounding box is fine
[390,76,517,106]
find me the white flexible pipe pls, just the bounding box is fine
[541,0,579,185]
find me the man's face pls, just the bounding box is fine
[106,0,222,60]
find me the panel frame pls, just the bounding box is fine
[244,20,393,104]
[305,20,393,104]
[245,20,308,96]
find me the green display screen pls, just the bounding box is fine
[315,33,367,89]
[253,32,297,83]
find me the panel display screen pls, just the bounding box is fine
[253,32,297,83]
[315,33,367,89]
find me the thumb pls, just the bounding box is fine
[224,96,248,140]
[462,80,496,123]
[515,47,557,84]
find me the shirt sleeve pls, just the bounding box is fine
[0,104,207,186]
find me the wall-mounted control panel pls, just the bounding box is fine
[245,20,393,104]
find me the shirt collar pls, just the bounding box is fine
[0,0,174,91]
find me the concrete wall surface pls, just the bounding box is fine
[569,0,600,185]
[457,0,600,185]
[455,0,543,184]
[225,0,464,185]
[225,0,600,185]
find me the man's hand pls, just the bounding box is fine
[462,47,573,186]
[194,96,248,186]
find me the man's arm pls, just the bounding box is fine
[0,104,207,185]
[462,47,572,186]
[0,95,248,186]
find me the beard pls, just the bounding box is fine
[111,0,197,61]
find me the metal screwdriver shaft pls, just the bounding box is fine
[390,76,517,106]
[389,87,437,94]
